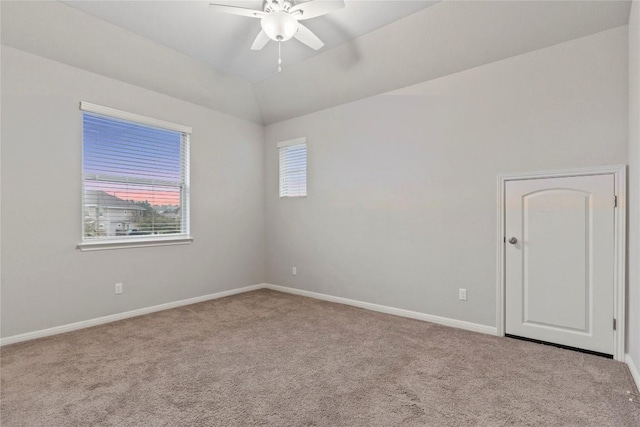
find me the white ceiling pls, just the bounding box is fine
[1,1,633,124]
[63,0,439,83]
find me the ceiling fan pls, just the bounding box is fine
[209,0,345,71]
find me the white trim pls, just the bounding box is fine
[496,165,627,361]
[626,354,640,392]
[276,137,306,148]
[80,102,192,134]
[77,236,193,251]
[0,283,498,347]
[0,284,265,346]
[264,284,497,336]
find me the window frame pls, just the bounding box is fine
[77,102,193,251]
[278,137,307,199]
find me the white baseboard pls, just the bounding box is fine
[263,284,497,336]
[626,354,640,392]
[0,284,266,346]
[1,282,498,347]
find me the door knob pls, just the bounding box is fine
[508,237,518,244]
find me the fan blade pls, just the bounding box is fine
[251,30,270,50]
[289,0,345,21]
[294,23,324,50]
[209,3,265,18]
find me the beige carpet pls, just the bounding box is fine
[1,289,638,426]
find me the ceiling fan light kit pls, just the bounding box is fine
[209,0,345,72]
[262,11,299,41]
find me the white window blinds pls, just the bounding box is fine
[278,138,307,198]
[81,103,190,241]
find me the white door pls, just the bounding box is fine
[505,174,615,355]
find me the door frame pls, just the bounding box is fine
[496,165,626,361]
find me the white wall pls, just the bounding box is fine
[628,0,640,373]
[264,27,629,328]
[0,47,265,338]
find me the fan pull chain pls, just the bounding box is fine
[278,40,282,73]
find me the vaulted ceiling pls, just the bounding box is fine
[1,1,632,125]
[62,0,439,83]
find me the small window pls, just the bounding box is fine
[81,102,191,246]
[278,137,307,198]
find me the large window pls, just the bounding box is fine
[80,103,191,248]
[278,137,307,198]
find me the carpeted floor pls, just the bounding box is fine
[1,289,638,426]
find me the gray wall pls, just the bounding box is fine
[1,1,262,124]
[254,1,631,125]
[628,0,640,371]
[1,47,265,338]
[1,20,634,351]
[264,27,629,328]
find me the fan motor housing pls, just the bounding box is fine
[263,0,295,14]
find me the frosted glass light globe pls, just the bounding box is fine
[261,11,299,41]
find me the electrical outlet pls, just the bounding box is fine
[292,267,297,276]
[459,288,467,301]
[115,283,123,294]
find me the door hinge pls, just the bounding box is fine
[614,195,618,208]
[503,236,506,243]
[613,318,617,331]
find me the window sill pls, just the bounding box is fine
[77,236,193,252]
